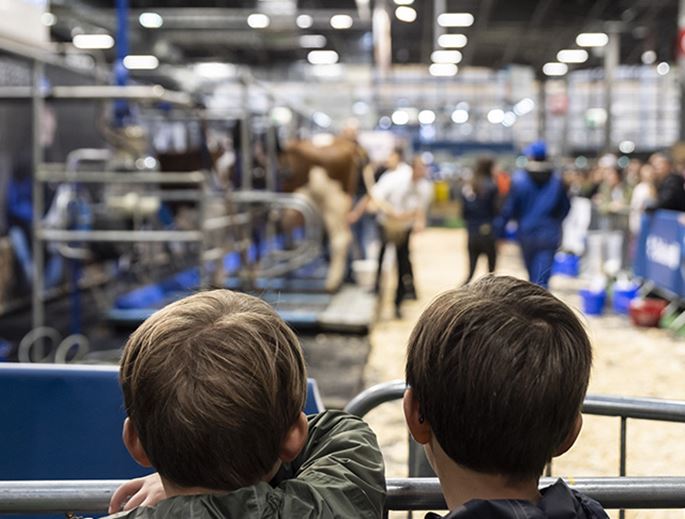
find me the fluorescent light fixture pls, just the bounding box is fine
[576,32,609,48]
[557,49,588,64]
[437,13,474,28]
[73,34,114,50]
[330,14,353,29]
[513,98,535,116]
[41,12,57,27]
[431,50,462,64]
[307,50,339,65]
[451,109,468,124]
[429,63,458,76]
[502,111,517,127]
[395,6,417,22]
[123,55,159,70]
[139,12,163,29]
[299,34,327,48]
[542,62,568,76]
[642,50,657,65]
[296,14,313,29]
[271,107,293,125]
[487,109,505,124]
[311,64,343,78]
[391,109,410,125]
[657,62,670,75]
[619,140,635,154]
[194,62,236,79]
[394,0,415,4]
[247,13,270,29]
[438,34,467,48]
[313,112,332,128]
[418,110,436,125]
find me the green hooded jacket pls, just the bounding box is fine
[106,411,386,519]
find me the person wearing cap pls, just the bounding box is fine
[496,141,570,289]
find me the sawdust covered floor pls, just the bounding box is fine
[363,227,685,519]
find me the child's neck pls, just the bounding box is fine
[430,444,540,511]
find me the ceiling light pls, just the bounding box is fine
[139,12,163,29]
[429,63,458,77]
[451,109,468,124]
[330,14,353,29]
[394,0,414,4]
[619,140,635,154]
[313,112,332,128]
[296,14,313,29]
[123,55,159,70]
[391,109,410,125]
[379,116,392,129]
[307,50,339,65]
[431,50,462,64]
[642,50,657,65]
[353,101,369,115]
[502,112,517,127]
[557,49,588,63]
[576,32,609,48]
[299,34,327,48]
[487,109,505,124]
[271,107,293,125]
[438,34,467,48]
[41,12,57,27]
[72,34,114,50]
[437,13,474,28]
[395,6,417,23]
[657,62,670,75]
[513,98,535,116]
[542,62,568,76]
[247,13,270,29]
[194,62,236,79]
[418,110,436,125]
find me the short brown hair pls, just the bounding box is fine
[406,276,592,481]
[120,290,307,490]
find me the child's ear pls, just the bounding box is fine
[279,412,309,463]
[123,418,153,468]
[554,413,583,457]
[403,388,432,445]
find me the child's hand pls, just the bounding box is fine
[108,473,167,513]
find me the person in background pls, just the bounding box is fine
[629,163,656,238]
[366,155,432,318]
[461,157,499,285]
[650,152,685,211]
[497,141,570,289]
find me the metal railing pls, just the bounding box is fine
[2,477,685,514]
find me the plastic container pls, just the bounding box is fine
[612,284,640,315]
[579,288,607,316]
[629,298,668,327]
[552,253,580,277]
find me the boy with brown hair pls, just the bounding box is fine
[106,289,385,519]
[403,275,608,518]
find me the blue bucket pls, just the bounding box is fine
[613,284,639,315]
[553,253,580,277]
[579,289,606,316]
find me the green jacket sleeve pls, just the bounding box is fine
[278,410,386,518]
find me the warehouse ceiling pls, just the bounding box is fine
[48,0,680,74]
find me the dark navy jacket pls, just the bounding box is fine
[462,180,498,235]
[426,479,608,519]
[496,169,570,247]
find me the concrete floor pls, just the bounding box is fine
[362,227,685,519]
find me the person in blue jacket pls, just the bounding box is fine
[497,141,570,289]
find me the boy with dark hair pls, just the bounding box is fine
[107,289,385,519]
[404,275,608,518]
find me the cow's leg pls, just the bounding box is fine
[307,167,352,292]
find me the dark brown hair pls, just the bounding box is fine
[472,157,494,196]
[406,275,592,481]
[120,289,307,491]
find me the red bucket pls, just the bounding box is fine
[628,299,668,327]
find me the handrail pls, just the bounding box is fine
[344,380,685,423]
[2,478,685,514]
